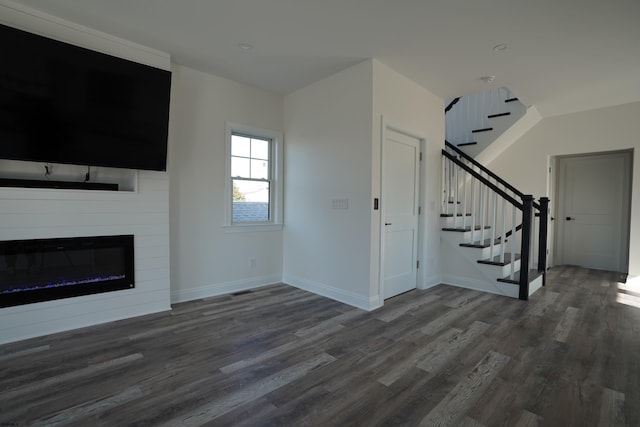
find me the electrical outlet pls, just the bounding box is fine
[332,198,349,210]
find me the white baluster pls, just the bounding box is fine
[442,155,447,215]
[479,184,485,244]
[531,208,536,270]
[447,158,452,216]
[462,169,468,230]
[470,176,476,242]
[453,162,459,228]
[466,95,469,139]
[500,198,506,264]
[490,191,497,260]
[476,92,480,130]
[510,205,516,280]
[481,91,485,129]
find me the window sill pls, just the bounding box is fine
[223,223,283,233]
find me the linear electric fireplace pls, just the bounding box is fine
[0,235,134,308]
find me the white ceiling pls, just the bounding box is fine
[8,0,640,117]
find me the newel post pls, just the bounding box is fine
[538,197,549,286]
[519,195,534,300]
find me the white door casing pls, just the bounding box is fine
[556,151,632,272]
[381,126,421,300]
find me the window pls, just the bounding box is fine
[225,123,282,231]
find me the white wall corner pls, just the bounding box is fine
[475,105,542,166]
[420,275,442,290]
[171,275,282,304]
[283,274,381,311]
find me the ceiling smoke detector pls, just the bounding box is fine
[480,75,496,84]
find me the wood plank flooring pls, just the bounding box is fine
[1,266,639,426]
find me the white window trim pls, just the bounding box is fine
[224,122,283,232]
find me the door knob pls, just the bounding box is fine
[385,222,392,226]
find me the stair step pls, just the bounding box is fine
[457,142,477,147]
[472,127,493,133]
[440,213,471,217]
[460,238,500,248]
[478,253,520,266]
[442,225,490,232]
[487,112,511,118]
[505,98,519,103]
[497,269,543,284]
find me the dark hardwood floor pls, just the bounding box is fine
[1,266,639,426]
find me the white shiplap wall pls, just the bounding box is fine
[0,1,172,344]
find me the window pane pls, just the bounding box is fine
[234,179,269,202]
[231,135,251,157]
[231,156,250,178]
[251,159,269,180]
[232,179,270,222]
[252,138,270,160]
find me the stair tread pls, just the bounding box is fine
[472,127,493,133]
[457,142,477,147]
[505,97,519,103]
[460,238,500,248]
[443,225,490,232]
[497,269,543,284]
[478,253,520,266]
[488,112,511,118]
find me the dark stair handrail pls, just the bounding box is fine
[445,97,461,113]
[442,149,522,209]
[444,141,541,211]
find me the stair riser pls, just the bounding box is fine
[441,229,488,245]
[440,216,475,228]
[440,216,500,231]
[440,229,502,250]
[471,245,511,261]
[477,259,522,279]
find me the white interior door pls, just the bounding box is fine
[382,127,420,299]
[556,151,631,272]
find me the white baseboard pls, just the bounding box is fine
[283,274,380,311]
[440,274,519,299]
[171,274,282,304]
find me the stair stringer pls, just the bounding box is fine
[440,231,520,298]
[474,105,542,165]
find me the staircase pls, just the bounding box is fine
[445,87,527,158]
[440,142,548,300]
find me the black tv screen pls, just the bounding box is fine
[0,23,171,171]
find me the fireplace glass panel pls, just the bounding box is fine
[0,235,134,308]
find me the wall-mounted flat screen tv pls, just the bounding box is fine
[0,23,171,171]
